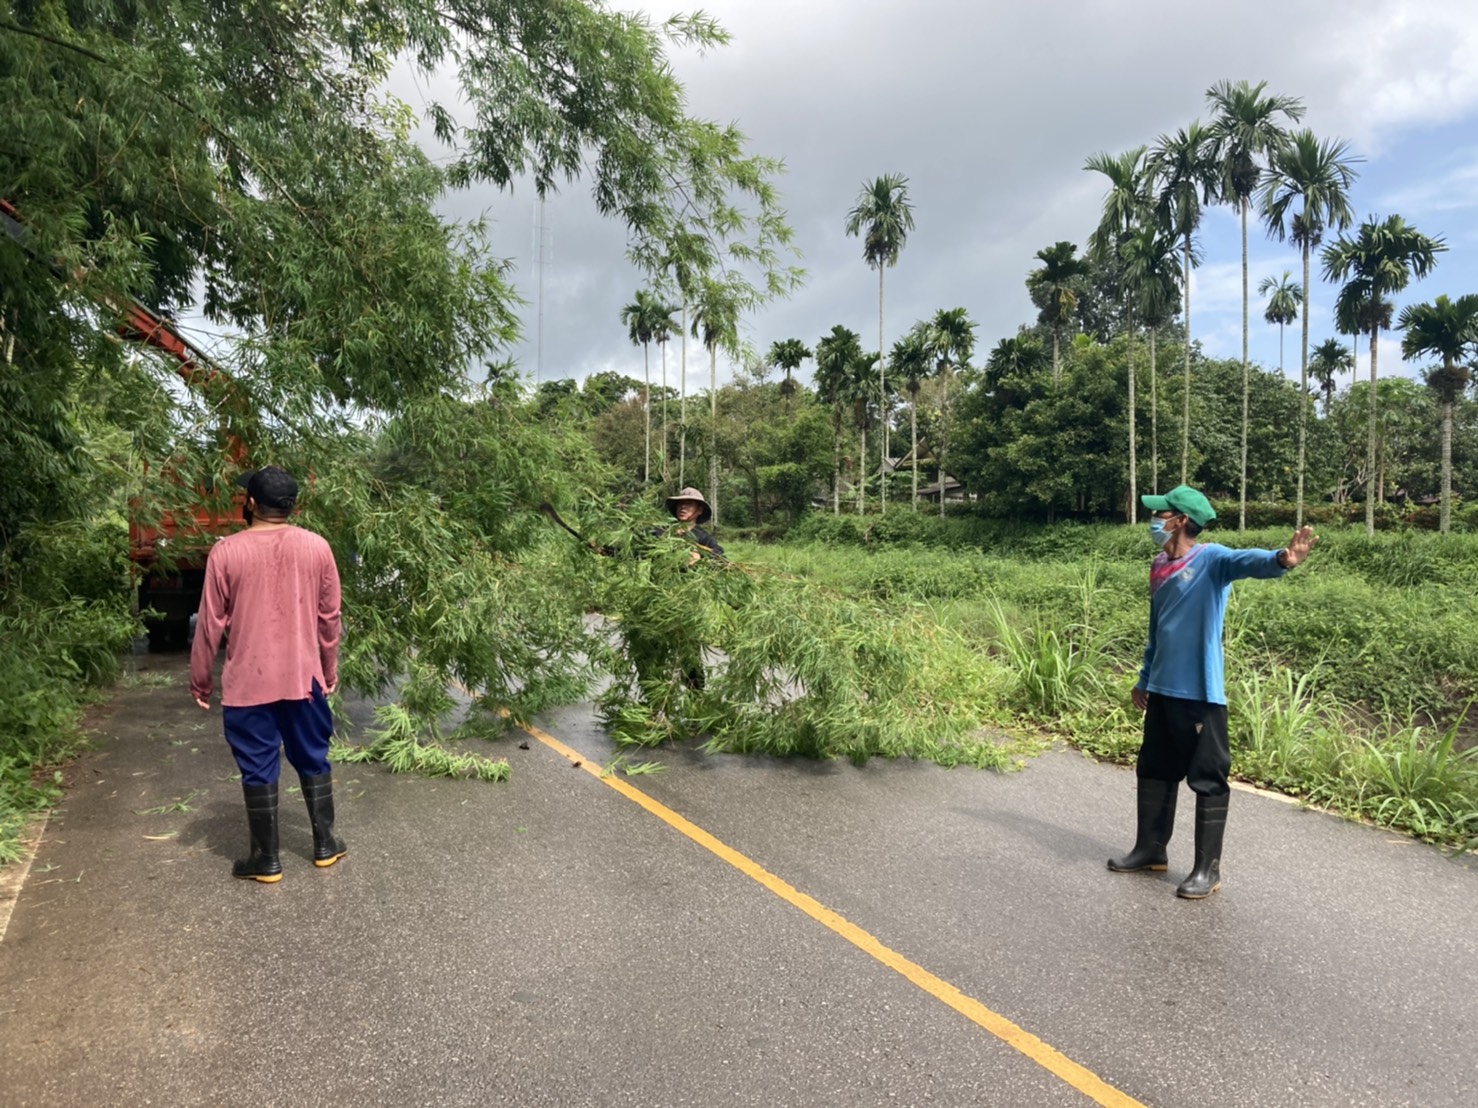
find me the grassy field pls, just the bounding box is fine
[728,520,1478,850]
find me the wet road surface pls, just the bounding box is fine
[2,652,1476,1106]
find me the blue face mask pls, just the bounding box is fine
[1149,518,1173,547]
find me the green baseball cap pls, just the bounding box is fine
[1141,485,1216,527]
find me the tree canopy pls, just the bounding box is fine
[1,0,803,773]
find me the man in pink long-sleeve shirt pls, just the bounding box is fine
[190,465,346,882]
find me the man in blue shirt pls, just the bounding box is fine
[1108,485,1317,899]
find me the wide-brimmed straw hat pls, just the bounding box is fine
[665,487,711,524]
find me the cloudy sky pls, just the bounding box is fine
[424,0,1478,395]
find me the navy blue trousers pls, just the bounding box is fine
[222,679,335,786]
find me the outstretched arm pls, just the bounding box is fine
[1216,526,1319,583]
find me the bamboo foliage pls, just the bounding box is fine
[1,0,811,786]
[589,536,1006,764]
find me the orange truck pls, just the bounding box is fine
[2,199,245,649]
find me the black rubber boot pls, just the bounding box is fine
[299,771,347,868]
[1107,777,1177,872]
[233,783,283,883]
[1176,792,1229,899]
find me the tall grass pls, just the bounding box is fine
[1345,707,1478,841]
[982,593,1110,719]
[1227,668,1335,792]
[732,534,1478,850]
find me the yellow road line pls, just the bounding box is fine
[521,721,1145,1108]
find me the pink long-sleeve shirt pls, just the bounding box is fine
[189,525,341,707]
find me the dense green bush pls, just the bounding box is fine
[1,520,137,863]
[1,514,136,868]
[863,549,991,600]
[9,519,135,685]
[787,512,872,547]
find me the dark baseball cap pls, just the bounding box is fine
[1141,484,1216,527]
[235,466,298,511]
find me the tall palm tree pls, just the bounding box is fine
[1335,285,1392,451]
[1338,288,1394,503]
[768,338,811,409]
[1122,225,1183,494]
[651,300,679,486]
[1337,307,1360,399]
[1258,272,1303,373]
[620,289,670,487]
[1399,294,1478,533]
[1027,241,1090,383]
[1149,122,1220,485]
[890,325,932,509]
[850,350,881,515]
[1086,146,1153,521]
[1085,147,1152,258]
[1207,80,1304,530]
[927,307,977,518]
[1322,214,1446,533]
[1261,129,1360,526]
[1309,338,1353,416]
[691,282,740,527]
[845,174,915,512]
[815,325,864,514]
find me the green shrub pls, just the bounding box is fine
[865,507,940,546]
[786,512,870,547]
[1,519,137,864]
[0,599,137,864]
[982,597,1108,719]
[1226,667,1337,792]
[864,549,990,600]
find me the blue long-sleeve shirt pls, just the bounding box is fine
[1136,543,1286,705]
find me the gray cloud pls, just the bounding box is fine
[409,0,1478,391]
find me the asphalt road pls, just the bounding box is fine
[2,652,1476,1107]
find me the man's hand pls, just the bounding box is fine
[1132,687,1149,712]
[195,696,210,711]
[688,550,701,567]
[325,678,337,696]
[1281,525,1319,569]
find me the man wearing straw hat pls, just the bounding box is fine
[660,487,724,690]
[664,486,724,565]
[1108,484,1317,899]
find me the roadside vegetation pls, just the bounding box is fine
[0,519,136,864]
[729,515,1478,850]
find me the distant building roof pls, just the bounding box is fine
[918,475,963,496]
